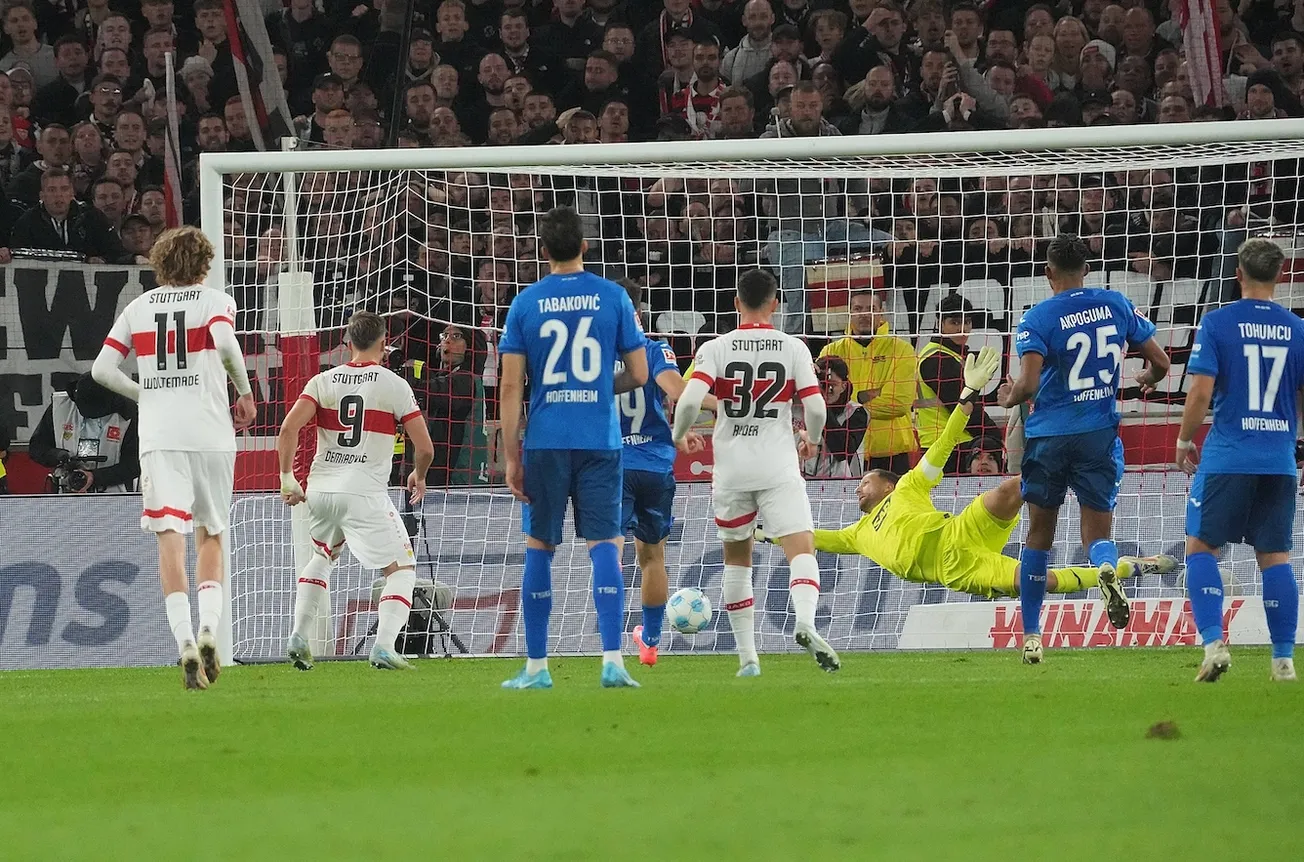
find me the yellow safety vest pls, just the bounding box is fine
[915,339,973,449]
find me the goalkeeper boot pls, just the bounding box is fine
[1195,640,1231,683]
[181,642,208,691]
[795,626,840,673]
[1097,562,1131,629]
[600,662,641,688]
[1022,634,1043,665]
[1119,554,1179,578]
[369,644,414,671]
[632,625,658,667]
[501,666,553,690]
[197,626,220,685]
[286,632,314,671]
[1271,657,1297,682]
[737,662,761,678]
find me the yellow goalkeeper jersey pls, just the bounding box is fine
[813,405,971,580]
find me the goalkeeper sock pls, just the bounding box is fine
[522,547,554,672]
[375,567,416,651]
[789,554,821,630]
[1088,539,1120,571]
[641,604,666,647]
[196,580,222,633]
[1049,567,1099,593]
[293,555,332,638]
[1019,548,1049,635]
[1262,564,1298,660]
[590,542,625,655]
[722,565,758,667]
[164,590,194,655]
[1185,552,1226,646]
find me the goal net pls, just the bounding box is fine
[206,121,1304,661]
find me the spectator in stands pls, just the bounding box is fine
[710,85,756,138]
[560,50,625,116]
[597,97,628,143]
[1271,32,1304,96]
[87,73,122,138]
[811,10,847,65]
[521,90,557,135]
[638,0,719,73]
[31,36,89,127]
[180,56,214,115]
[499,8,564,96]
[948,2,984,64]
[0,109,23,191]
[121,212,154,257]
[1078,39,1115,95]
[669,37,727,138]
[325,34,364,91]
[223,96,256,150]
[722,0,774,86]
[271,0,335,113]
[819,291,918,474]
[1,2,56,88]
[321,108,353,148]
[9,166,79,251]
[986,28,1019,66]
[842,64,913,134]
[916,293,999,474]
[423,321,488,487]
[5,121,70,206]
[540,0,603,73]
[963,434,1004,475]
[809,354,867,478]
[656,28,697,111]
[114,109,162,187]
[303,73,344,143]
[137,186,165,235]
[836,3,913,93]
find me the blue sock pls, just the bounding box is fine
[641,604,666,647]
[1262,563,1299,660]
[1020,548,1049,635]
[590,542,625,653]
[1088,539,1119,570]
[522,547,554,660]
[1185,552,1225,646]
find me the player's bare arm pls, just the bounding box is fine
[1175,373,1215,475]
[1134,337,1172,393]
[403,412,434,504]
[500,352,528,502]
[655,368,718,413]
[997,352,1042,408]
[612,344,650,394]
[276,396,316,505]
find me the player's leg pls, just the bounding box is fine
[1072,433,1129,629]
[1019,436,1065,663]
[1184,471,1234,682]
[1246,475,1298,682]
[766,479,839,672]
[287,490,344,670]
[190,451,236,684]
[575,450,638,688]
[140,451,205,689]
[716,490,761,675]
[503,450,563,689]
[341,494,421,671]
[632,539,668,665]
[628,469,673,665]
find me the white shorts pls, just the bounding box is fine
[139,450,236,535]
[713,476,814,542]
[305,490,416,571]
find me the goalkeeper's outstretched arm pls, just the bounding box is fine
[911,345,1001,489]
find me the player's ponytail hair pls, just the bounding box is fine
[150,226,214,287]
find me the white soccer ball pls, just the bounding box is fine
[668,587,713,634]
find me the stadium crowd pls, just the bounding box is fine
[3,0,1303,487]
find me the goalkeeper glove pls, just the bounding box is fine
[960,345,1001,404]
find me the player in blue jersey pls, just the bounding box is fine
[1176,238,1304,683]
[999,235,1171,664]
[613,280,716,666]
[497,206,650,689]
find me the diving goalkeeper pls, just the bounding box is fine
[768,347,1175,600]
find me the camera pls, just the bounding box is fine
[50,453,107,493]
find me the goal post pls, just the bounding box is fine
[200,119,1304,661]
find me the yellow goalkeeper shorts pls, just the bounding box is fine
[936,495,1021,599]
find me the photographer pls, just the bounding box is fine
[29,372,139,493]
[808,356,868,478]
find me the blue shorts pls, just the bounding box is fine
[1021,427,1124,513]
[522,449,622,546]
[1186,472,1297,553]
[621,468,676,544]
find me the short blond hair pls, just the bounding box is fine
[150,226,214,286]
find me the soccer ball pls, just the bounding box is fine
[668,587,713,634]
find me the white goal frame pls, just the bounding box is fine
[198,119,1304,663]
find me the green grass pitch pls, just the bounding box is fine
[0,649,1298,861]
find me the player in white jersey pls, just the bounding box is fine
[276,311,434,671]
[91,227,257,690]
[673,270,839,676]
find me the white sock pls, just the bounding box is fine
[293,555,333,638]
[196,580,222,634]
[722,565,758,667]
[375,567,416,651]
[526,657,549,674]
[603,649,624,669]
[789,554,821,631]
[164,591,194,655]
